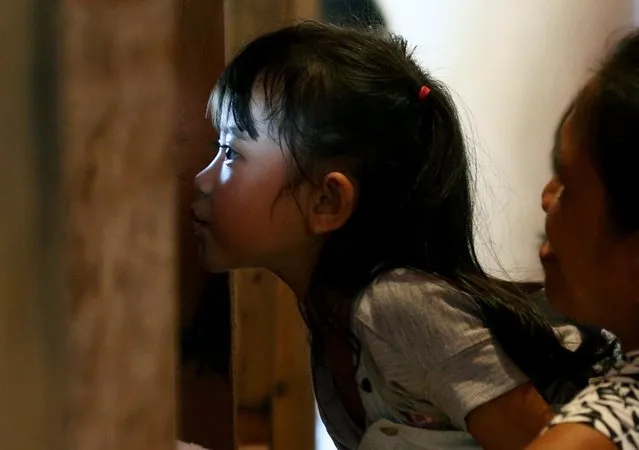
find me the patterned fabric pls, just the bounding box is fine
[546,349,639,449]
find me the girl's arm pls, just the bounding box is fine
[466,382,554,450]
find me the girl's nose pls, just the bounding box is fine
[194,164,214,195]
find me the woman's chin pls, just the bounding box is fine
[541,266,566,311]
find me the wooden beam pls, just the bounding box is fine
[224,0,319,57]
[63,1,177,448]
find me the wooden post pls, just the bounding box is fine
[224,0,318,449]
[63,1,177,448]
[0,0,65,448]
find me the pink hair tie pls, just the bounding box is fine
[418,85,431,100]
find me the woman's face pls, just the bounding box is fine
[540,107,638,336]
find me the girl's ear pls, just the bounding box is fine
[305,171,355,235]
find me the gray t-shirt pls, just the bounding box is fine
[313,268,585,450]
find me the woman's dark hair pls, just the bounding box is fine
[211,21,613,393]
[573,29,639,235]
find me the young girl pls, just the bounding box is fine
[191,22,614,449]
[527,29,639,450]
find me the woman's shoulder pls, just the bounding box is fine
[545,350,639,446]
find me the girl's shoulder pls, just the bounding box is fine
[354,267,482,332]
[351,269,530,430]
[352,268,490,367]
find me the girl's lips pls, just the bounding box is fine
[191,210,209,226]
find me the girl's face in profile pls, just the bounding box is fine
[191,93,318,279]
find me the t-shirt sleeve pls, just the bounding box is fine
[544,378,639,448]
[354,268,529,431]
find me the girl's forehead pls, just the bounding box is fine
[215,91,273,132]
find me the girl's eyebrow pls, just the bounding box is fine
[220,125,248,139]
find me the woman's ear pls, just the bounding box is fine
[306,172,355,235]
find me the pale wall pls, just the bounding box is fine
[377,0,637,279]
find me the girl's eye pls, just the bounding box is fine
[216,143,240,162]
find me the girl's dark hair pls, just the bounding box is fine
[211,22,612,393]
[573,29,639,235]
